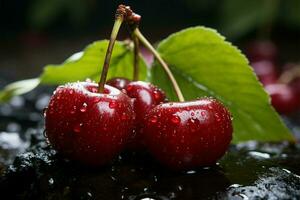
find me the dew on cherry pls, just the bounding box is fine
[121,113,128,120]
[80,103,88,112]
[85,78,92,82]
[126,85,133,91]
[43,107,48,117]
[70,106,77,114]
[109,101,117,109]
[201,111,206,117]
[215,113,221,122]
[43,129,48,138]
[93,98,101,103]
[73,123,83,133]
[149,115,158,123]
[171,115,181,124]
[153,90,161,100]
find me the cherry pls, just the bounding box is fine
[251,60,278,86]
[265,83,300,114]
[143,98,233,170]
[107,78,167,149]
[125,81,166,148]
[44,5,136,166]
[45,82,135,165]
[289,78,300,108]
[246,40,277,63]
[128,13,233,170]
[106,77,130,90]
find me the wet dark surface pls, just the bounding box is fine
[0,88,300,200]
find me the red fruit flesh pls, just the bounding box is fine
[143,98,233,170]
[106,77,131,91]
[45,82,135,166]
[125,81,167,149]
[265,83,300,114]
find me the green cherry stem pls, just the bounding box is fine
[133,28,185,102]
[133,34,139,81]
[98,8,125,93]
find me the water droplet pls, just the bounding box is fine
[109,101,117,108]
[93,98,100,103]
[91,87,98,93]
[43,107,48,117]
[85,78,92,82]
[80,103,88,112]
[121,113,127,120]
[186,170,196,174]
[153,90,161,100]
[70,106,77,114]
[215,113,221,122]
[73,123,83,133]
[126,85,133,91]
[43,129,47,138]
[171,115,181,124]
[48,178,54,185]
[149,115,158,123]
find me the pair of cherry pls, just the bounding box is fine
[247,41,300,114]
[44,5,233,170]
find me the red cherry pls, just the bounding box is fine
[290,78,300,98]
[143,98,233,170]
[125,81,167,149]
[251,60,278,85]
[246,40,278,62]
[106,77,130,91]
[265,83,300,114]
[44,82,135,166]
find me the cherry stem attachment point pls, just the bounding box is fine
[98,13,124,92]
[133,28,185,102]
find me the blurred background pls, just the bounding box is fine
[2,0,300,117]
[1,0,300,81]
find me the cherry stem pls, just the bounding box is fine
[278,66,300,84]
[133,34,139,81]
[98,8,125,93]
[133,28,185,102]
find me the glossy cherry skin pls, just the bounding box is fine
[289,78,300,109]
[106,77,130,91]
[251,60,278,86]
[45,82,135,166]
[125,81,167,148]
[143,98,233,170]
[265,83,300,114]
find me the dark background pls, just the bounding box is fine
[1,0,300,83]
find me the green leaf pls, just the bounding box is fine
[40,40,147,84]
[0,40,147,102]
[0,78,40,103]
[150,26,294,143]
